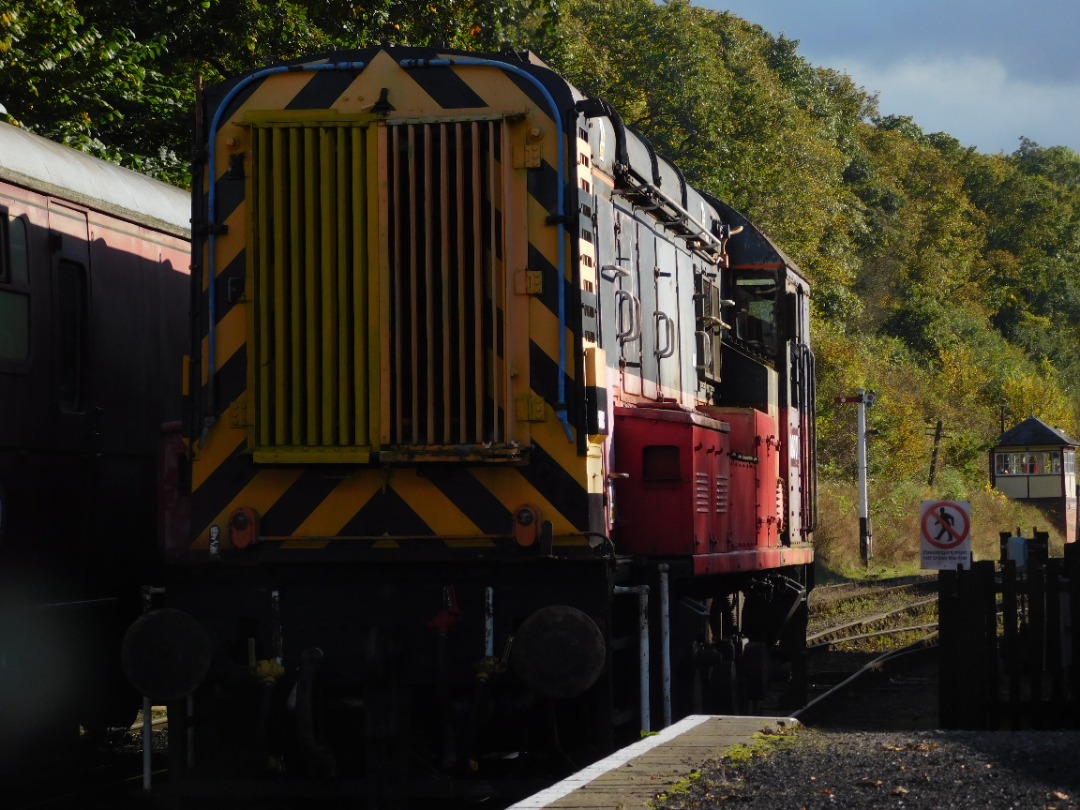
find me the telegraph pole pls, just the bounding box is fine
[927,419,946,486]
[836,388,875,565]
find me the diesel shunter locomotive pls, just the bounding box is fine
[126,45,817,805]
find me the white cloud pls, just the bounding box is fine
[809,55,1080,154]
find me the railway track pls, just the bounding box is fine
[8,721,168,809]
[807,599,938,649]
[797,575,941,729]
[808,576,938,645]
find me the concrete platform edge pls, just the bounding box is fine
[506,714,799,809]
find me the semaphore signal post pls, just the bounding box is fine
[835,388,876,565]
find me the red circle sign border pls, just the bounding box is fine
[922,501,970,550]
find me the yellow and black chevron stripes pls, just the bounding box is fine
[190,47,601,552]
[191,442,592,546]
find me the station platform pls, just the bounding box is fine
[507,714,800,809]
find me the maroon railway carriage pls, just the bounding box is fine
[0,121,190,770]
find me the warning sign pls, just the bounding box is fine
[920,500,971,570]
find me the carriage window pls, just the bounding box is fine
[7,214,28,285]
[57,259,88,410]
[0,291,29,361]
[0,213,30,362]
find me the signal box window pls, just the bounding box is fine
[0,212,30,363]
[57,259,88,411]
[995,450,1061,476]
[643,445,681,483]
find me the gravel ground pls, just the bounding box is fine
[659,727,1080,810]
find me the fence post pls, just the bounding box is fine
[1001,559,1022,728]
[975,560,999,728]
[1029,555,1046,728]
[1067,544,1080,728]
[944,562,989,728]
[938,568,961,728]
[1046,559,1065,714]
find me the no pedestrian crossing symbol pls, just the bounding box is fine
[920,500,971,570]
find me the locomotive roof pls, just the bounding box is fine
[0,121,190,238]
[205,45,802,282]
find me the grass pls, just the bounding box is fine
[814,477,1067,579]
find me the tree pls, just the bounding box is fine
[8,0,1080,490]
[0,0,181,179]
[2,0,559,184]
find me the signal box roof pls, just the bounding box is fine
[996,416,1078,449]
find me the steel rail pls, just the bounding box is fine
[793,635,939,722]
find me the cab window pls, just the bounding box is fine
[732,271,778,355]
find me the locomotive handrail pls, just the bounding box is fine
[655,312,676,359]
[613,178,725,263]
[203,59,368,442]
[615,290,641,343]
[695,330,712,372]
[698,315,732,333]
[802,342,819,532]
[400,56,575,443]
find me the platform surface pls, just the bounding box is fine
[507,714,799,809]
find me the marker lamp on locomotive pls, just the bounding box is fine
[229,506,259,549]
[514,504,540,547]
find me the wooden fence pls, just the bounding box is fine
[938,538,1080,729]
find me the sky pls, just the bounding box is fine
[698,0,1080,155]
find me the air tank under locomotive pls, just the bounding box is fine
[124,45,817,805]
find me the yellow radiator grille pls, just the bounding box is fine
[247,117,513,463]
[386,120,509,449]
[250,123,374,462]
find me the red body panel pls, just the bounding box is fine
[612,407,729,556]
[705,406,782,553]
[612,405,788,572]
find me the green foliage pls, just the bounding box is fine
[1,0,557,184]
[540,0,1080,507]
[5,0,1080,544]
[815,477,1068,576]
[0,0,183,178]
